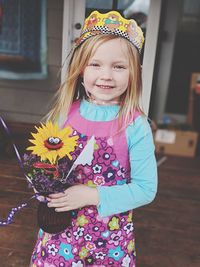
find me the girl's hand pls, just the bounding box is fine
[47,184,99,212]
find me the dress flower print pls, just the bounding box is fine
[30,110,136,266]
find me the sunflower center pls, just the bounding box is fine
[44,137,63,150]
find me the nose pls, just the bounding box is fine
[99,67,113,81]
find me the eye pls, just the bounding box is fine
[54,137,60,144]
[88,62,100,67]
[47,137,61,144]
[114,65,126,70]
[48,137,54,144]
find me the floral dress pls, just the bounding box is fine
[30,100,139,267]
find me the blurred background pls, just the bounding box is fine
[0,1,199,266]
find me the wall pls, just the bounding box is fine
[150,0,182,122]
[0,0,63,124]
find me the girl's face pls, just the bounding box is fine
[83,38,130,103]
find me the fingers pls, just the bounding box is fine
[54,207,70,212]
[47,192,70,210]
[47,200,71,212]
[47,200,67,208]
[46,186,84,211]
[47,196,66,203]
[48,192,66,199]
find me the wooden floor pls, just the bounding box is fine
[136,155,200,267]
[0,155,200,267]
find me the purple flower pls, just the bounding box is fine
[94,237,107,248]
[97,147,116,166]
[102,167,116,182]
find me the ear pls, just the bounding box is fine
[80,68,84,77]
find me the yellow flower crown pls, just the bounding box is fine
[75,10,145,53]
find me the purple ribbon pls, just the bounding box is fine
[0,195,36,226]
[0,116,37,226]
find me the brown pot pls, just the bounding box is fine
[37,201,71,234]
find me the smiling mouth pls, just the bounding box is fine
[96,85,114,89]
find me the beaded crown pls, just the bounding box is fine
[75,10,145,53]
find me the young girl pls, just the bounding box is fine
[30,10,157,267]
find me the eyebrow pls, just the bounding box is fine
[89,59,128,64]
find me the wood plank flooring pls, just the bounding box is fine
[135,155,200,267]
[0,155,200,267]
[0,157,38,267]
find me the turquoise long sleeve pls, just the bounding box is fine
[97,116,158,217]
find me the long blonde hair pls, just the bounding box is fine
[46,35,143,127]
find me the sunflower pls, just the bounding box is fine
[27,121,78,164]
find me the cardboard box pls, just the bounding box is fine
[154,129,198,157]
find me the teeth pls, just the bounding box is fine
[98,85,113,89]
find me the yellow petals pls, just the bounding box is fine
[26,121,78,164]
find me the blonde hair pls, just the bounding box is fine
[46,35,143,127]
